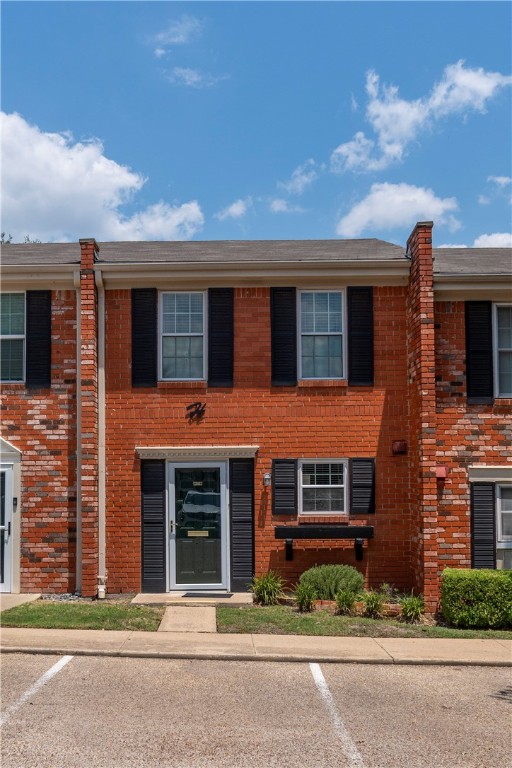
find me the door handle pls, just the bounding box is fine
[169,521,174,534]
[8,522,11,537]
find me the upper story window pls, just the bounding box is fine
[495,305,512,397]
[0,293,25,382]
[496,485,512,570]
[299,291,344,379]
[299,460,347,514]
[160,292,205,380]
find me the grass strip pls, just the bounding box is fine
[0,601,164,632]
[216,605,512,639]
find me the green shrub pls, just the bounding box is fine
[251,571,285,606]
[441,568,512,629]
[361,590,383,618]
[335,588,356,615]
[298,564,364,600]
[294,582,317,612]
[400,594,424,623]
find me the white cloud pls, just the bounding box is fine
[269,198,304,214]
[331,61,512,173]
[336,182,460,237]
[488,175,512,187]
[473,232,512,247]
[167,67,227,88]
[437,243,468,248]
[278,159,318,195]
[215,198,252,221]
[0,112,204,242]
[478,195,491,205]
[151,15,203,55]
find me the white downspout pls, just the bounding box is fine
[73,270,82,594]
[95,269,107,598]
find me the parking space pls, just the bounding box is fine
[1,654,510,768]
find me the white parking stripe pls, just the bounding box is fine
[309,662,366,768]
[0,655,74,727]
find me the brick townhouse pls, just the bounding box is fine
[1,221,510,612]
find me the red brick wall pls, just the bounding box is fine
[0,290,77,593]
[435,300,512,571]
[104,285,414,594]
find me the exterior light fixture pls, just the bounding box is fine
[263,472,272,487]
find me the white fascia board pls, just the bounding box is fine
[1,265,76,290]
[97,261,409,289]
[435,275,512,301]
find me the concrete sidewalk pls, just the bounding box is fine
[1,626,511,666]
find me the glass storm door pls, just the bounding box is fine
[0,467,13,593]
[169,463,227,590]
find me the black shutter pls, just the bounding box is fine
[272,459,297,516]
[350,458,375,514]
[230,458,254,591]
[132,288,157,387]
[348,287,374,386]
[271,288,297,386]
[465,301,493,404]
[471,483,496,569]
[208,288,234,387]
[141,460,166,592]
[26,290,52,389]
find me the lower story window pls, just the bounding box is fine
[497,485,512,569]
[299,460,346,514]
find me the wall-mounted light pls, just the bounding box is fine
[263,472,272,487]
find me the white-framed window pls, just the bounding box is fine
[299,460,347,515]
[159,292,206,381]
[0,293,25,382]
[298,290,345,379]
[496,484,512,570]
[494,304,512,398]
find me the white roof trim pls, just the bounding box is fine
[0,437,22,462]
[136,445,259,460]
[468,465,512,483]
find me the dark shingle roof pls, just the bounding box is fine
[433,248,512,276]
[1,243,81,265]
[2,238,405,266]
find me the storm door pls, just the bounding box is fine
[169,462,228,590]
[0,466,13,593]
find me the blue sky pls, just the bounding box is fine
[2,1,511,247]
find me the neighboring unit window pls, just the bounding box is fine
[0,293,25,382]
[496,485,512,570]
[160,292,205,380]
[299,461,346,514]
[495,305,512,397]
[299,291,343,379]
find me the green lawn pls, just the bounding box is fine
[216,605,512,639]
[2,600,512,639]
[0,601,164,632]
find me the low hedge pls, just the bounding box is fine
[441,568,512,629]
[298,564,364,601]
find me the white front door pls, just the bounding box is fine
[0,466,13,593]
[168,462,228,591]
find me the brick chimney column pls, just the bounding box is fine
[406,222,439,613]
[78,239,99,597]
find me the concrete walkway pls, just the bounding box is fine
[0,593,41,612]
[1,626,511,666]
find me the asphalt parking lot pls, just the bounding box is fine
[1,654,511,768]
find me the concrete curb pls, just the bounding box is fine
[2,645,511,666]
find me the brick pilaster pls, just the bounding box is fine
[78,238,99,596]
[406,222,439,613]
